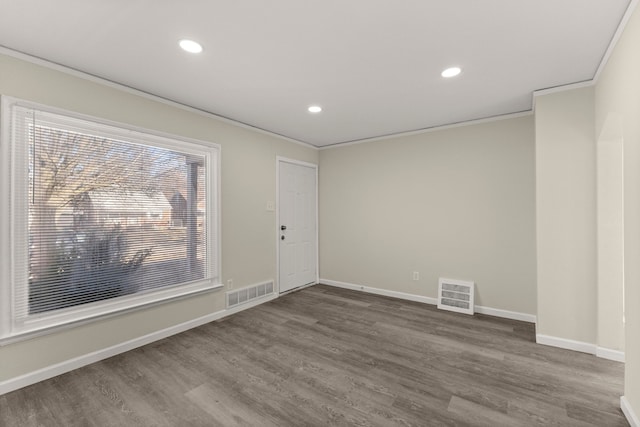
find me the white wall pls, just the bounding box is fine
[534,87,597,345]
[0,52,318,382]
[595,2,640,420]
[319,116,537,316]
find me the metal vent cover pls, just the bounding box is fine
[437,278,474,315]
[227,281,274,309]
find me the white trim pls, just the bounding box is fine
[276,156,318,170]
[275,158,281,293]
[321,279,540,323]
[0,287,277,396]
[593,0,639,82]
[318,111,533,150]
[531,80,595,112]
[2,95,222,152]
[0,285,223,347]
[279,281,316,296]
[322,279,440,306]
[532,80,595,99]
[276,157,319,294]
[0,46,317,151]
[622,396,640,427]
[0,96,12,339]
[474,305,537,323]
[536,334,627,362]
[596,346,626,363]
[536,334,597,355]
[0,95,223,343]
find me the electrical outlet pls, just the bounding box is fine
[412,271,419,281]
[227,279,234,289]
[266,201,275,211]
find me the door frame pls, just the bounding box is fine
[276,156,319,294]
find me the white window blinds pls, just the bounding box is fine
[1,97,220,340]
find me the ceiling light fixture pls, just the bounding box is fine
[179,39,203,54]
[308,105,322,113]
[441,67,462,78]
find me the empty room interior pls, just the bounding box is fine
[1,1,640,426]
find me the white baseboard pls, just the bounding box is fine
[474,305,537,323]
[279,281,316,296]
[622,396,640,427]
[536,334,597,354]
[321,279,438,305]
[320,279,536,323]
[596,346,626,363]
[536,334,626,362]
[0,292,277,396]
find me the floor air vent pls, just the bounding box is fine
[227,281,274,309]
[437,277,475,315]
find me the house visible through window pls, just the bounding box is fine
[0,97,220,340]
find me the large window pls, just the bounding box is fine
[0,97,220,341]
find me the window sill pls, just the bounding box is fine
[0,281,223,347]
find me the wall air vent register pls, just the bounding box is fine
[437,277,475,315]
[226,281,274,309]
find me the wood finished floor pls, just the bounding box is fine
[0,284,627,426]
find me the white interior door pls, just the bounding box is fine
[278,159,317,293]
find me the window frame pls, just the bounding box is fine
[0,96,222,344]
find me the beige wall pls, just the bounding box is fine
[595,3,640,417]
[597,114,625,352]
[319,116,537,315]
[0,53,318,381]
[534,87,597,344]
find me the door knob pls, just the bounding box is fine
[281,225,287,230]
[281,235,285,240]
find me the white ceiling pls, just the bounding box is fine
[0,0,631,147]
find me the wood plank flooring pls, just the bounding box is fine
[0,284,628,426]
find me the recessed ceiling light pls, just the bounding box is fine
[179,39,203,54]
[308,106,322,113]
[441,67,462,78]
